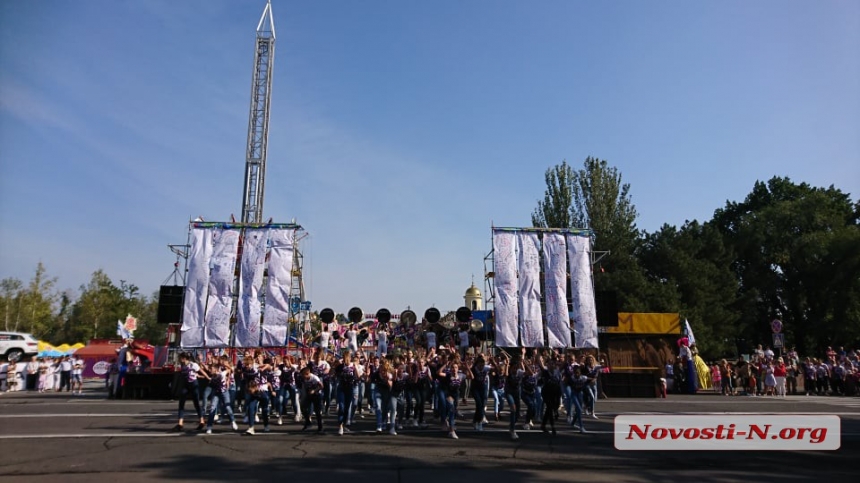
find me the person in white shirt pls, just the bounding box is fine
[346,325,359,353]
[59,356,73,392]
[71,358,84,395]
[319,325,331,353]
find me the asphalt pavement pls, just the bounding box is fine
[1,382,858,482]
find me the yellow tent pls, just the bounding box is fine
[38,341,55,352]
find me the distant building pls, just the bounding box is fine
[464,282,482,311]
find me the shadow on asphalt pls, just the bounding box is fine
[129,436,859,483]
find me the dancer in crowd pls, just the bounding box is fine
[538,354,562,435]
[173,352,207,432]
[503,352,522,440]
[469,354,490,431]
[439,357,466,439]
[205,356,239,434]
[568,365,588,433]
[583,355,602,418]
[335,351,363,435]
[300,366,324,433]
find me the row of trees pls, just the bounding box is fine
[533,158,860,358]
[1,265,163,346]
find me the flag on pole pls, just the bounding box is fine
[685,319,696,346]
[117,320,131,339]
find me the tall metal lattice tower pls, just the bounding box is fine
[241,1,276,224]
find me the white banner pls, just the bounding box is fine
[493,230,519,347]
[567,234,598,349]
[262,229,294,347]
[236,229,269,348]
[517,232,544,347]
[204,228,240,347]
[543,233,571,348]
[181,227,213,348]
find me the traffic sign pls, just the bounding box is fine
[290,297,301,313]
[773,333,784,349]
[771,319,783,334]
[300,301,312,311]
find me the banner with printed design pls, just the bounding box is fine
[181,227,213,348]
[236,228,269,348]
[567,234,598,349]
[543,232,571,348]
[517,232,544,347]
[493,230,519,347]
[262,229,295,346]
[204,228,240,347]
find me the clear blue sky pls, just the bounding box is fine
[1,0,858,314]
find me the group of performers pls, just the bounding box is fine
[172,335,604,440]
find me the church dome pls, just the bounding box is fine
[465,284,481,297]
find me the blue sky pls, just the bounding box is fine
[1,0,858,314]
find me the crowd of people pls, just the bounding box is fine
[0,355,85,394]
[667,344,860,398]
[172,341,605,440]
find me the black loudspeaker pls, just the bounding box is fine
[595,291,619,327]
[376,308,391,325]
[157,286,185,324]
[455,307,472,323]
[424,308,441,325]
[320,308,335,324]
[347,307,363,324]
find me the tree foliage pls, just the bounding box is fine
[532,159,858,359]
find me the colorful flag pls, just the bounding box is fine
[685,319,696,346]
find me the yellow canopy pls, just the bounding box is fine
[38,341,55,352]
[606,313,682,335]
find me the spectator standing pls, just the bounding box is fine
[59,356,72,392]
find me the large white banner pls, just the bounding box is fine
[517,232,544,347]
[262,229,294,346]
[543,233,571,348]
[181,227,213,348]
[204,228,240,347]
[567,234,598,349]
[493,230,519,347]
[236,229,269,348]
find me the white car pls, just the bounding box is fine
[0,332,39,362]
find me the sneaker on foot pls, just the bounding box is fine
[277,416,283,426]
[449,431,458,439]
[205,428,213,434]
[510,430,519,440]
[389,427,397,435]
[171,424,184,432]
[522,423,531,431]
[263,425,270,433]
[231,421,239,431]
[592,414,599,420]
[245,427,255,436]
[338,426,344,435]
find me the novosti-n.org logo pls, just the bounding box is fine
[614,415,840,450]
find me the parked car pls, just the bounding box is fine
[0,332,39,361]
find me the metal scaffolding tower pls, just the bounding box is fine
[241,1,276,224]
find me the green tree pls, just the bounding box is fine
[712,177,860,355]
[532,157,647,310]
[71,270,124,341]
[638,221,740,358]
[0,277,24,332]
[532,160,575,229]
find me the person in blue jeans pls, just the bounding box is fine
[172,352,207,432]
[374,359,393,433]
[503,354,523,441]
[336,352,362,435]
[569,366,588,433]
[439,359,466,439]
[205,361,239,434]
